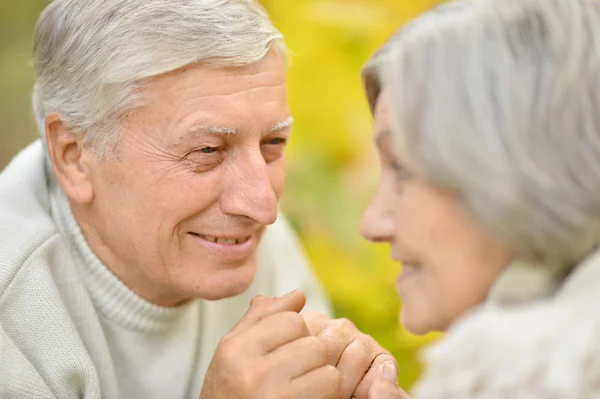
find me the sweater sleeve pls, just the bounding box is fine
[0,323,56,399]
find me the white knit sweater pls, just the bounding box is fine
[0,141,331,399]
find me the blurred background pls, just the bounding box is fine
[0,0,443,390]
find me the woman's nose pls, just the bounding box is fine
[360,185,395,243]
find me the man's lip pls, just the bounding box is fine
[188,232,253,244]
[188,232,256,261]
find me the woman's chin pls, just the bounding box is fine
[401,316,432,336]
[401,306,447,336]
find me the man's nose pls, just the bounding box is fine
[220,155,279,225]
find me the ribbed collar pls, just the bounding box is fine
[486,259,564,306]
[487,250,600,307]
[46,166,197,333]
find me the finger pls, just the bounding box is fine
[368,362,411,399]
[229,290,307,336]
[304,315,357,366]
[317,320,356,366]
[240,311,311,354]
[290,365,342,399]
[266,335,329,379]
[337,336,386,399]
[353,354,398,399]
[303,311,331,335]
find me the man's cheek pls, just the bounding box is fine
[270,167,286,199]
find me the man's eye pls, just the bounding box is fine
[199,147,217,154]
[265,138,287,146]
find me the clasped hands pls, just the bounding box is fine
[200,291,411,399]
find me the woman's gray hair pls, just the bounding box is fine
[365,0,600,270]
[33,0,285,159]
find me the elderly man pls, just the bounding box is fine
[0,0,397,398]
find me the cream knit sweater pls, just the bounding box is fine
[413,236,600,398]
[0,141,331,399]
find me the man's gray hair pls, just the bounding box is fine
[33,0,285,159]
[365,0,600,270]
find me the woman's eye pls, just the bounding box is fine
[392,162,410,182]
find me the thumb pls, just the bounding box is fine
[229,290,307,335]
[369,362,411,399]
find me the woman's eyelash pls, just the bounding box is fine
[392,163,411,181]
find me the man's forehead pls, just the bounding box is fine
[150,50,287,98]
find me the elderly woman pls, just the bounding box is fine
[360,0,600,397]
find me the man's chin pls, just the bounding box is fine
[188,260,258,301]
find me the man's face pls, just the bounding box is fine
[78,49,290,305]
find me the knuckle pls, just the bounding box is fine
[215,339,241,366]
[239,365,264,393]
[281,311,309,334]
[302,311,323,329]
[319,317,356,340]
[337,317,357,331]
[349,336,368,351]
[239,374,257,393]
[347,337,373,362]
[219,332,234,344]
[355,333,379,353]
[250,295,269,305]
[374,352,396,365]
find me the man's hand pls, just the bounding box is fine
[303,312,400,399]
[200,291,341,399]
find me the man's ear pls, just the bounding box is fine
[45,113,94,204]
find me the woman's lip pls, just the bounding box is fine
[396,264,421,287]
[189,232,255,261]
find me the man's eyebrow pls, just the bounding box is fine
[182,116,294,139]
[270,116,294,133]
[186,125,239,136]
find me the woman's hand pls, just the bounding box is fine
[368,361,412,399]
[303,311,403,399]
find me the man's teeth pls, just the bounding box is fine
[199,235,246,244]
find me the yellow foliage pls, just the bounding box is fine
[261,0,445,389]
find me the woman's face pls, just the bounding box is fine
[360,89,512,334]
